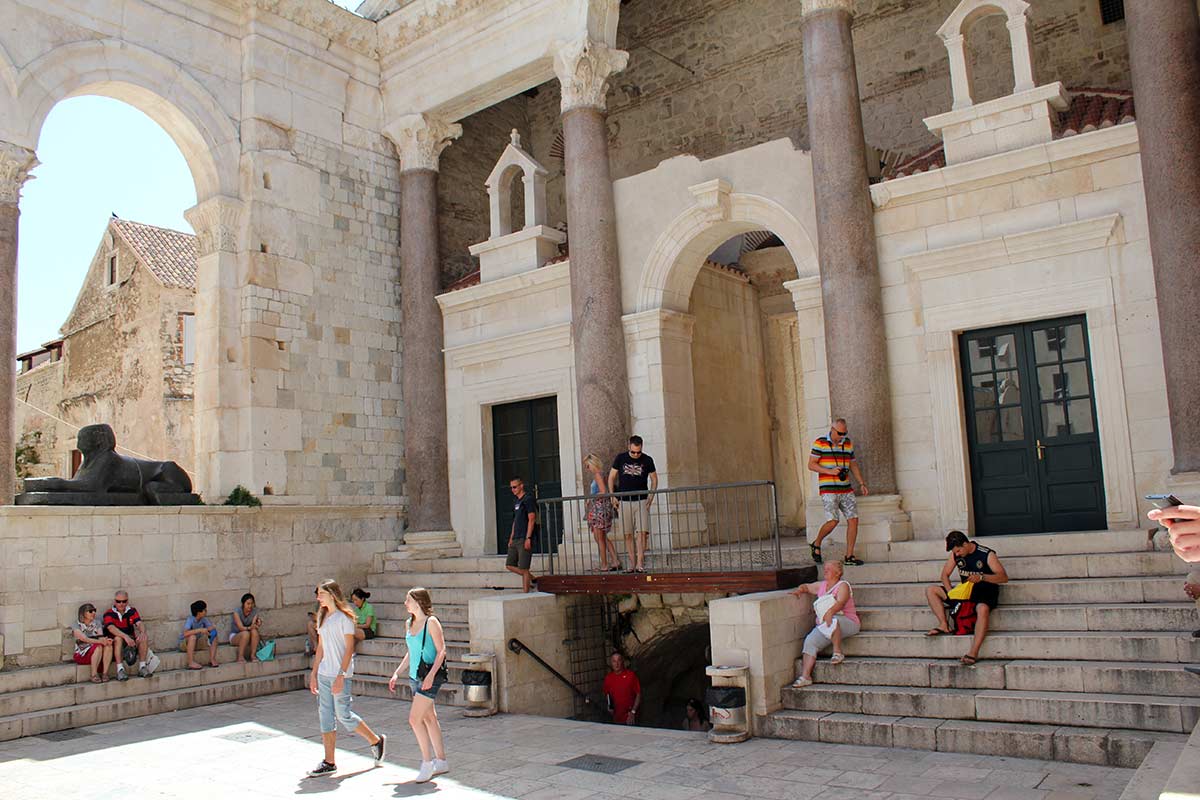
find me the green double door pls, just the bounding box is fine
[960,316,1106,535]
[492,397,562,555]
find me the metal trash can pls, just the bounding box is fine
[706,685,747,729]
[461,669,492,707]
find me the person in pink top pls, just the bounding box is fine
[790,560,860,688]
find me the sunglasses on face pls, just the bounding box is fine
[114,600,128,605]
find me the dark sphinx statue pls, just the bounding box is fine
[17,424,200,506]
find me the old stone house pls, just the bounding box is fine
[15,217,196,481]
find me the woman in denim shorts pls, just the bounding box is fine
[306,579,386,778]
[388,588,448,784]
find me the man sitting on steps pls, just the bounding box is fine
[924,530,1008,666]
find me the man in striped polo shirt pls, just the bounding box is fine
[807,418,869,566]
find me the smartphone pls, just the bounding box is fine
[1145,493,1183,523]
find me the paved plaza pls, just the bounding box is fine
[0,690,1135,800]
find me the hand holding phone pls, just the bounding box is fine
[1146,493,1184,523]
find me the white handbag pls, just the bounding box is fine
[812,580,849,621]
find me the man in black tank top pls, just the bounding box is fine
[923,530,1009,666]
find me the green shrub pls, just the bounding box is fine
[224,485,262,507]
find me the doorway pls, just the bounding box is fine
[491,396,561,554]
[960,316,1106,534]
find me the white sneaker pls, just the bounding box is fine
[414,761,434,783]
[431,759,448,777]
[791,676,813,688]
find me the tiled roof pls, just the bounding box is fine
[110,218,197,289]
[883,88,1136,180]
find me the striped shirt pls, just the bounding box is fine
[812,436,854,494]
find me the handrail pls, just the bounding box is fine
[507,638,592,705]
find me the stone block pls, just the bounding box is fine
[1052,726,1113,766]
[862,686,977,719]
[762,709,827,740]
[819,712,898,747]
[936,720,1054,760]
[893,717,944,751]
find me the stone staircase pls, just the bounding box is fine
[0,636,309,741]
[353,554,523,706]
[761,530,1200,767]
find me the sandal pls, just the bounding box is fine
[960,655,979,666]
[829,653,845,665]
[791,677,813,688]
[90,675,103,683]
[926,627,952,637]
[809,543,823,564]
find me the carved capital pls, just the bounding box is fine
[801,0,855,17]
[384,114,462,173]
[184,195,244,256]
[0,143,38,205]
[551,37,629,114]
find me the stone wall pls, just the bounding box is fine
[0,505,401,666]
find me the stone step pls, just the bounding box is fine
[841,630,1200,663]
[1160,718,1200,800]
[378,555,512,574]
[857,603,1197,632]
[760,709,1187,767]
[371,602,469,625]
[375,621,469,641]
[841,550,1189,585]
[853,576,1182,607]
[0,670,307,741]
[876,530,1156,562]
[1118,740,1186,800]
[0,654,309,716]
[0,634,308,695]
[353,655,472,683]
[354,637,471,662]
[369,571,524,590]
[352,674,467,706]
[366,586,517,605]
[807,657,1200,697]
[782,684,1200,733]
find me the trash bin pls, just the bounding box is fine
[706,685,747,729]
[461,669,492,706]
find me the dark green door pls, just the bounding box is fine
[492,397,561,554]
[960,316,1106,534]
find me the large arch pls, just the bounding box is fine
[12,39,240,200]
[636,184,819,313]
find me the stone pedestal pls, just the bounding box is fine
[395,530,462,560]
[800,2,898,496]
[1126,3,1200,474]
[925,83,1070,165]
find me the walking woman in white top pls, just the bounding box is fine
[306,579,386,778]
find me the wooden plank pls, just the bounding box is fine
[536,569,810,595]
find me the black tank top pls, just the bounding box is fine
[955,542,995,577]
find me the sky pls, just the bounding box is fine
[15,0,364,356]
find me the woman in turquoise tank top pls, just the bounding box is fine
[388,588,448,783]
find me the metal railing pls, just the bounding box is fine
[534,480,781,576]
[508,638,594,708]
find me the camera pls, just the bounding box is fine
[837,468,849,481]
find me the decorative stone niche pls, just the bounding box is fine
[469,129,567,283]
[924,0,1069,165]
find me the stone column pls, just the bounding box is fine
[0,143,37,504]
[1126,3,1200,475]
[385,114,462,552]
[552,37,633,464]
[801,0,897,495]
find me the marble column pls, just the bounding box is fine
[553,36,633,465]
[801,0,897,494]
[0,143,37,504]
[1126,3,1200,474]
[385,114,462,545]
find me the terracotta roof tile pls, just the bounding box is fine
[110,218,197,289]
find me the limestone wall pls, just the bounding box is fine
[0,506,401,667]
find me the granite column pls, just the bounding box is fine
[801,1,897,494]
[0,143,37,504]
[553,37,633,465]
[386,115,462,547]
[1126,3,1200,474]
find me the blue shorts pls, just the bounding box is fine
[410,675,445,701]
[317,673,363,733]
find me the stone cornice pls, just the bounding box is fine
[379,0,493,53]
[384,114,462,172]
[801,0,854,17]
[250,0,379,58]
[184,196,245,256]
[552,36,629,114]
[0,142,38,205]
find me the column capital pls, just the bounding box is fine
[801,0,854,17]
[184,195,244,256]
[0,142,38,205]
[551,36,629,114]
[384,114,462,173]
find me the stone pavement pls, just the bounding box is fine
[0,690,1134,800]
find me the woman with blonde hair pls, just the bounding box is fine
[584,453,622,572]
[388,587,449,784]
[306,579,386,778]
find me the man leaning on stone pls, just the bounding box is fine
[104,590,150,680]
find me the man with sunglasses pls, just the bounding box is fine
[808,418,869,566]
[103,590,150,680]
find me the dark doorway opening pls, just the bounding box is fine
[492,396,561,555]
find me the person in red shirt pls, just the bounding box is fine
[602,652,641,725]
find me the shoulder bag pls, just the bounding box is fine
[415,617,449,683]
